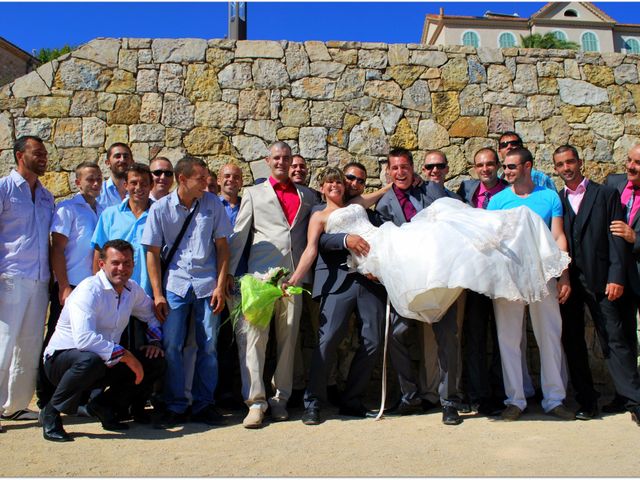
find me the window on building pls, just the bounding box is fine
[581,32,599,52]
[564,9,578,17]
[625,38,640,54]
[462,31,480,48]
[552,30,567,41]
[498,32,517,48]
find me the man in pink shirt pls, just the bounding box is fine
[556,144,640,426]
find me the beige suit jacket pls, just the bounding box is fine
[230,180,317,282]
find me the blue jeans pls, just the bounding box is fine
[163,288,219,414]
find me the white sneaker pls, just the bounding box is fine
[243,408,264,429]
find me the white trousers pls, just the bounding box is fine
[235,294,302,412]
[493,279,566,412]
[0,276,48,415]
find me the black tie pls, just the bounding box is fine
[482,191,491,210]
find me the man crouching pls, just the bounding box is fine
[41,240,165,442]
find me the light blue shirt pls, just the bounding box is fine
[219,195,241,227]
[91,199,152,295]
[0,170,54,281]
[51,193,103,286]
[219,195,248,277]
[531,169,557,192]
[97,177,126,209]
[488,185,562,228]
[141,190,232,299]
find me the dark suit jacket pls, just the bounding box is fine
[560,180,628,295]
[311,204,383,301]
[374,181,459,226]
[457,178,509,206]
[605,173,640,295]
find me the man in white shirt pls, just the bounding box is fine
[36,161,103,411]
[41,240,164,441]
[0,136,54,433]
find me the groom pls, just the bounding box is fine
[374,148,463,425]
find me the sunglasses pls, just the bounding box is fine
[423,163,447,171]
[502,162,522,171]
[152,169,174,177]
[345,173,366,185]
[498,140,522,149]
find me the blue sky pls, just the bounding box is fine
[2,2,639,55]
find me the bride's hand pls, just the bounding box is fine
[346,234,370,257]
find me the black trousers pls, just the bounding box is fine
[44,348,165,415]
[462,291,505,403]
[560,277,640,408]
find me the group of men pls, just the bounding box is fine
[1,130,640,442]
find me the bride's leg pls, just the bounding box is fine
[493,298,527,411]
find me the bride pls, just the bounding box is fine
[285,167,570,323]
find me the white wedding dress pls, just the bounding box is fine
[325,197,570,324]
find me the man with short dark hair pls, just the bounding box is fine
[0,136,54,433]
[456,148,507,416]
[97,143,134,208]
[488,147,573,421]
[35,161,104,411]
[375,147,463,426]
[143,156,232,428]
[498,132,556,190]
[41,240,164,441]
[149,156,174,201]
[554,144,640,424]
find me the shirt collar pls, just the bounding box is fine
[477,181,505,196]
[269,176,294,191]
[10,169,43,191]
[96,269,132,292]
[625,180,640,191]
[566,177,589,195]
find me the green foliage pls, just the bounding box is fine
[520,33,579,50]
[36,45,74,63]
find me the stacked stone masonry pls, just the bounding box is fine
[1,37,637,390]
[1,38,640,198]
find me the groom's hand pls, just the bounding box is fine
[346,234,370,257]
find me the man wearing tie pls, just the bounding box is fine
[554,144,640,425]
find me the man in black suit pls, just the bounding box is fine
[457,147,508,416]
[301,162,386,425]
[375,148,463,425]
[555,145,640,425]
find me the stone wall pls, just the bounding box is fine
[0,46,35,88]
[1,37,640,199]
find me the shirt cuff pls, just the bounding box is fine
[146,325,163,344]
[106,344,125,366]
[343,234,349,249]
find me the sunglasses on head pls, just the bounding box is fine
[345,173,366,185]
[502,162,522,171]
[498,140,522,150]
[151,169,174,177]
[423,163,447,171]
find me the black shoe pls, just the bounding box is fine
[630,406,640,427]
[602,395,627,414]
[327,385,341,407]
[41,403,73,442]
[153,410,186,429]
[477,399,504,417]
[442,406,462,426]
[338,404,368,418]
[395,401,423,416]
[86,401,129,431]
[191,405,225,426]
[131,407,152,424]
[302,407,321,425]
[421,399,438,412]
[575,404,599,421]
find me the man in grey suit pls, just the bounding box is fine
[375,148,463,425]
[301,162,386,425]
[229,141,318,428]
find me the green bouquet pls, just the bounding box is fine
[230,267,306,329]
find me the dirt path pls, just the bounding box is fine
[3,401,639,477]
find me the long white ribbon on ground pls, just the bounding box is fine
[374,297,392,421]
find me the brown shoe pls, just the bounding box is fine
[500,404,523,421]
[243,408,264,429]
[548,404,576,420]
